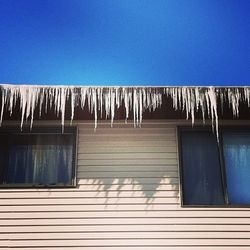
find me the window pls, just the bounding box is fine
[179,127,250,206]
[0,127,76,187]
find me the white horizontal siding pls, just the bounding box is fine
[0,121,250,249]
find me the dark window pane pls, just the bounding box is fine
[223,132,250,204]
[0,133,74,186]
[0,134,8,183]
[181,131,225,205]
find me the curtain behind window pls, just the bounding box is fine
[181,131,225,205]
[6,134,73,185]
[223,132,250,204]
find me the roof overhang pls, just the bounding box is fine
[1,84,250,138]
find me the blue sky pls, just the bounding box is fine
[0,0,249,86]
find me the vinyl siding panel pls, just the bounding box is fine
[0,121,250,249]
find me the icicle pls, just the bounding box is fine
[139,89,143,127]
[110,88,115,127]
[207,87,219,141]
[133,89,137,127]
[124,88,129,123]
[190,88,195,126]
[60,87,67,132]
[244,88,250,107]
[39,88,45,117]
[93,88,98,130]
[0,84,250,141]
[80,88,87,110]
[0,87,6,126]
[19,87,28,130]
[98,88,103,118]
[29,86,39,129]
[70,87,75,125]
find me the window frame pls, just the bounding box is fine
[0,126,78,189]
[178,126,250,208]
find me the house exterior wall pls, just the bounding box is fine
[0,120,250,249]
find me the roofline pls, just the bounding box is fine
[1,83,250,88]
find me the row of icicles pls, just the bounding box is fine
[0,84,250,140]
